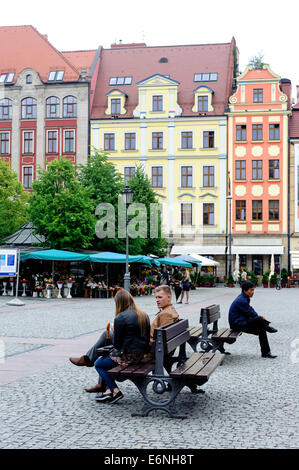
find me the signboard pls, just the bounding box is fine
[0,249,17,277]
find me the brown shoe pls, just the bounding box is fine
[85,384,106,393]
[69,356,93,367]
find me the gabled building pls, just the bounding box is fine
[0,25,100,189]
[227,65,291,276]
[289,90,299,273]
[90,39,238,278]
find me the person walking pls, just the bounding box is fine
[228,281,278,358]
[178,269,191,304]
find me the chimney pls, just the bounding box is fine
[280,78,292,109]
[80,66,88,81]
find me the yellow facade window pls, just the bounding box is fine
[192,86,214,113]
[105,89,127,115]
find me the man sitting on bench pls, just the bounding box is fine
[228,281,278,359]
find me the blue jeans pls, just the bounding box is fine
[94,355,118,392]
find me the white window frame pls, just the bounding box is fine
[150,165,164,188]
[22,166,33,190]
[63,129,75,154]
[180,130,194,150]
[179,163,194,188]
[151,130,165,150]
[123,132,137,151]
[180,202,193,227]
[202,201,216,227]
[201,163,216,188]
[46,130,59,154]
[123,166,136,184]
[201,128,217,149]
[102,132,116,152]
[0,131,10,155]
[151,94,164,112]
[22,130,35,154]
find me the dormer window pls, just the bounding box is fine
[0,73,14,83]
[105,89,127,116]
[198,96,208,112]
[192,86,214,113]
[26,74,32,84]
[109,76,132,86]
[111,99,121,114]
[48,70,64,81]
[194,72,218,82]
[152,95,163,112]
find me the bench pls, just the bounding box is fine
[108,318,224,419]
[187,304,242,354]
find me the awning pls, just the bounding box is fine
[171,245,226,255]
[290,252,299,269]
[173,254,202,267]
[189,253,219,267]
[231,246,284,255]
[89,252,159,266]
[20,249,90,262]
[156,257,192,267]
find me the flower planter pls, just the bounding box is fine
[57,282,63,299]
[46,289,52,299]
[228,284,234,288]
[263,284,268,288]
[2,282,8,296]
[270,284,275,288]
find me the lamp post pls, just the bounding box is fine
[227,172,232,278]
[121,185,134,292]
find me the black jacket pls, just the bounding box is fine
[228,292,258,328]
[113,309,150,355]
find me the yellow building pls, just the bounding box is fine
[90,40,237,278]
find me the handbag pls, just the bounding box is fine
[96,321,114,356]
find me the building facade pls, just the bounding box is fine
[0,26,99,190]
[227,65,291,276]
[90,40,237,279]
[289,90,299,273]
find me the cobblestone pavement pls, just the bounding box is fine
[0,286,298,449]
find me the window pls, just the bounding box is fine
[23,131,34,154]
[63,96,77,118]
[152,95,163,112]
[203,166,214,187]
[252,124,263,141]
[252,200,263,220]
[46,97,60,118]
[239,255,247,268]
[109,76,132,85]
[181,132,193,149]
[236,200,246,220]
[21,98,37,119]
[252,160,263,180]
[269,160,280,179]
[0,98,12,120]
[26,74,32,84]
[203,203,214,225]
[198,96,208,112]
[203,131,215,148]
[269,200,279,220]
[181,203,192,226]
[236,125,247,141]
[194,73,218,82]
[125,133,136,150]
[48,70,64,81]
[235,160,246,180]
[152,166,163,188]
[152,132,163,150]
[23,167,33,190]
[47,131,58,153]
[124,167,135,184]
[253,88,263,102]
[269,124,280,140]
[181,166,192,188]
[64,130,75,153]
[111,99,121,114]
[104,133,115,151]
[0,73,14,83]
[252,256,263,275]
[0,132,10,154]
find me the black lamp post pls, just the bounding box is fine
[227,172,232,278]
[121,185,134,292]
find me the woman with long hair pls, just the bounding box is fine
[94,289,150,404]
[178,269,191,304]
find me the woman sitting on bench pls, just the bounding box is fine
[94,289,150,404]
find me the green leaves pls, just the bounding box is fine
[0,159,28,242]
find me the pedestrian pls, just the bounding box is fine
[228,281,278,358]
[178,269,191,304]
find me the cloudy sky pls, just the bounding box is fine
[2,0,299,100]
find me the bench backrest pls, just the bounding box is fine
[153,319,189,375]
[200,304,220,324]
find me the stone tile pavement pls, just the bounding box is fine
[0,286,298,449]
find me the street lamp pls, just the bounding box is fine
[227,172,232,278]
[121,185,134,292]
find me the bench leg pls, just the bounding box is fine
[187,338,199,353]
[130,377,188,419]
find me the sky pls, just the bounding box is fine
[2,0,299,100]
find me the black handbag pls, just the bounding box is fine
[96,321,114,356]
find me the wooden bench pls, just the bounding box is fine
[188,304,242,354]
[108,318,224,419]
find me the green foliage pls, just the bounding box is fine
[281,268,289,282]
[269,272,278,285]
[262,270,270,284]
[226,274,235,285]
[248,52,265,70]
[248,271,258,286]
[29,157,96,249]
[0,159,28,242]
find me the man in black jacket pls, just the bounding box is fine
[229,281,278,358]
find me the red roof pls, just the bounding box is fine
[290,106,299,138]
[0,25,81,82]
[91,39,236,119]
[62,50,98,76]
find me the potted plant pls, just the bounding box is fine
[248,271,258,286]
[226,274,235,288]
[262,271,270,288]
[269,272,278,288]
[280,269,288,288]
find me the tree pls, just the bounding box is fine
[28,157,95,249]
[0,159,28,242]
[248,52,265,70]
[128,165,168,257]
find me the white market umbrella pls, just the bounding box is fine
[269,254,275,278]
[189,253,219,267]
[233,254,240,282]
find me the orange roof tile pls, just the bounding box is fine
[62,50,98,76]
[0,25,80,82]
